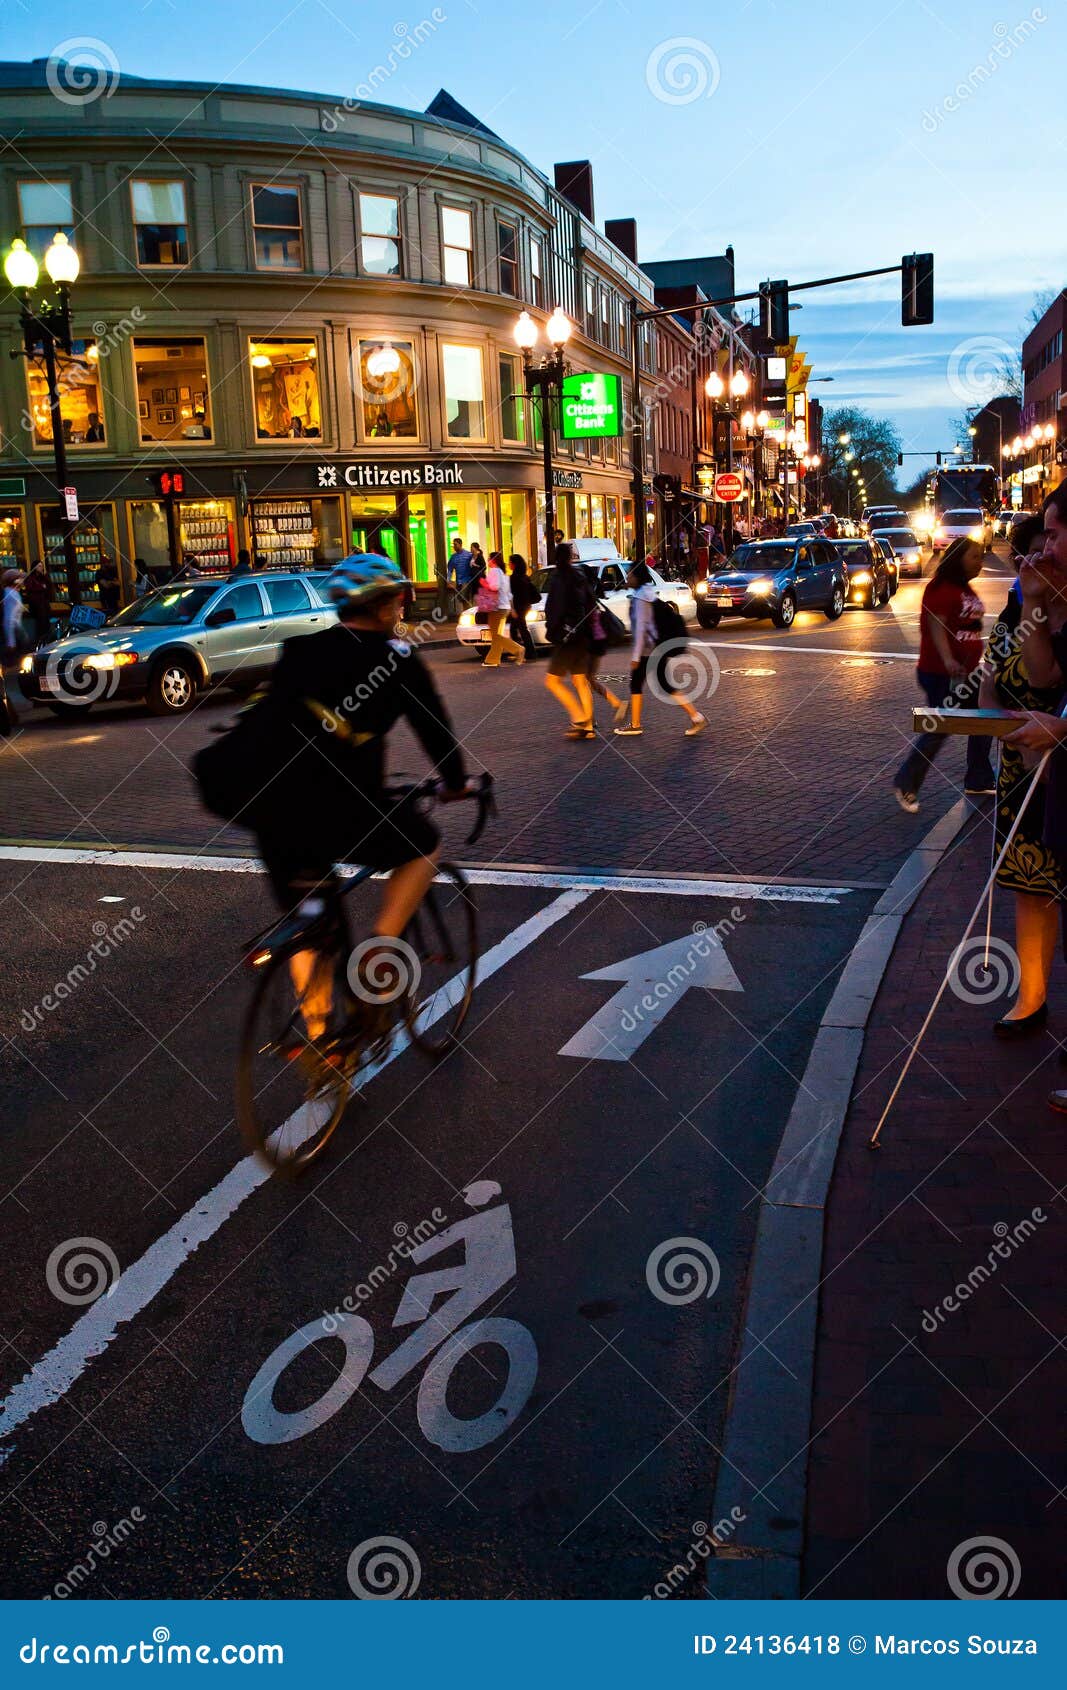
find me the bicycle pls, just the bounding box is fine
[236,772,494,1176]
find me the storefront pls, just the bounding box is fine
[36,501,120,604]
[0,502,29,573]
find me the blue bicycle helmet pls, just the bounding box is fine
[327,553,407,608]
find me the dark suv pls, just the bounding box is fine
[832,539,892,608]
[695,539,847,630]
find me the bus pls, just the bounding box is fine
[929,463,999,517]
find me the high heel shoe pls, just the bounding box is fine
[993,1002,1048,1039]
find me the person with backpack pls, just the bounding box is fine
[477,550,525,667]
[614,562,707,737]
[507,554,540,658]
[543,541,598,739]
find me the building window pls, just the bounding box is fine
[18,181,74,260]
[498,221,518,296]
[530,235,544,308]
[585,279,597,338]
[601,290,612,350]
[442,343,485,439]
[357,340,418,439]
[359,192,402,276]
[249,339,320,439]
[619,300,629,355]
[131,180,188,266]
[498,352,525,441]
[441,206,473,287]
[26,340,104,448]
[251,183,304,269]
[133,336,212,444]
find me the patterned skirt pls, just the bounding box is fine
[994,745,1064,897]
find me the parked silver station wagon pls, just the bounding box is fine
[20,572,339,717]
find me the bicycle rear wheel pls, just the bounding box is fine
[237,945,352,1175]
[403,865,478,1057]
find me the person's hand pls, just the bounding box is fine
[1004,711,1067,753]
[630,658,640,670]
[946,659,968,680]
[437,781,474,803]
[1017,554,1051,602]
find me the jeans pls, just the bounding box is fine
[895,669,996,796]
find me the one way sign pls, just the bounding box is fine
[559,929,743,1062]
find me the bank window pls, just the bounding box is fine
[442,342,485,440]
[250,339,321,439]
[585,279,597,338]
[359,192,402,276]
[26,341,104,448]
[133,336,212,444]
[251,183,304,270]
[498,221,518,297]
[498,352,525,442]
[530,235,544,308]
[441,205,473,288]
[18,180,74,260]
[131,180,188,267]
[357,339,419,440]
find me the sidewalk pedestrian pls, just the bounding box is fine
[893,538,994,812]
[22,559,52,647]
[544,541,597,739]
[477,551,525,668]
[979,514,1064,1037]
[446,536,475,611]
[97,554,121,616]
[1,569,26,721]
[508,554,539,658]
[614,563,707,738]
[231,548,253,577]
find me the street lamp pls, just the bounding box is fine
[514,307,573,567]
[4,232,83,601]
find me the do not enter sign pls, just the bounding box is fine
[714,472,743,502]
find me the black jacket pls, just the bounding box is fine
[248,622,465,824]
[545,565,595,647]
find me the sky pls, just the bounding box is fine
[6,0,1063,471]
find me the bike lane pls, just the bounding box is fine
[0,859,872,1598]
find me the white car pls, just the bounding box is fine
[870,526,924,577]
[931,508,992,553]
[456,552,696,652]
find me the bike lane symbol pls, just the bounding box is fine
[242,1192,538,1454]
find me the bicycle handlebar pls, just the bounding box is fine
[390,771,496,846]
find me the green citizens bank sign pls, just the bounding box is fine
[560,372,623,439]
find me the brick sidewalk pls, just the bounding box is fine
[804,812,1067,1597]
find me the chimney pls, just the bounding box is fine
[554,161,595,223]
[605,218,638,262]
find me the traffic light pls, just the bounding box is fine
[936,451,942,466]
[760,279,789,344]
[901,253,934,326]
[897,453,904,466]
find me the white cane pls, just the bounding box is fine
[870,716,1062,1149]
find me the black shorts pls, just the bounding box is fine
[258,790,440,912]
[630,651,676,696]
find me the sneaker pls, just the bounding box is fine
[614,725,643,736]
[1047,1088,1067,1115]
[685,714,708,736]
[893,785,920,814]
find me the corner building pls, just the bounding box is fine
[0,64,658,604]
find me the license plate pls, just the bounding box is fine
[716,597,733,608]
[34,673,54,692]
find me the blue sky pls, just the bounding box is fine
[8,0,1062,467]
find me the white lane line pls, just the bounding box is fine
[0,846,852,904]
[0,889,590,1462]
[696,639,915,661]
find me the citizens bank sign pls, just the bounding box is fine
[316,462,466,489]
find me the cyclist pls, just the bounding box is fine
[246,555,470,1041]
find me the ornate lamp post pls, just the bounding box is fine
[514,307,572,566]
[4,233,83,602]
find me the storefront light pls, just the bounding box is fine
[366,343,401,379]
[250,350,272,368]
[705,373,725,399]
[546,307,572,347]
[4,237,39,291]
[730,370,750,399]
[44,231,80,285]
[513,310,539,351]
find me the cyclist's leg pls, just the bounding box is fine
[259,840,339,1043]
[375,849,440,938]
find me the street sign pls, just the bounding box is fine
[62,486,78,522]
[559,930,743,1061]
[0,476,26,498]
[714,472,744,502]
[560,372,623,439]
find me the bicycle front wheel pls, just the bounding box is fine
[237,946,352,1175]
[403,865,478,1057]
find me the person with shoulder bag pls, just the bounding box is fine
[614,563,707,737]
[478,551,525,668]
[543,542,598,739]
[507,554,540,658]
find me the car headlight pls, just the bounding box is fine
[748,578,774,594]
[527,606,546,622]
[851,570,871,586]
[695,581,708,595]
[83,651,138,670]
[458,611,476,627]
[969,528,984,542]
[19,653,34,674]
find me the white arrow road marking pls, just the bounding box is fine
[0,889,590,1463]
[559,929,743,1062]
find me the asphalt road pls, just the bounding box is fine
[0,552,1015,1598]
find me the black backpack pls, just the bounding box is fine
[651,595,688,647]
